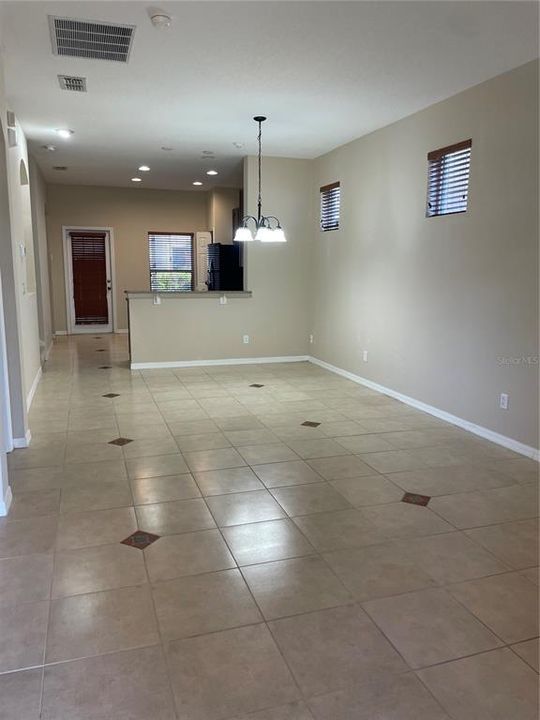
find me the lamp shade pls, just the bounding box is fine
[270,227,287,243]
[256,226,274,242]
[233,226,254,242]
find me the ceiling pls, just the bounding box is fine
[0,1,537,191]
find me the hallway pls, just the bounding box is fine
[1,334,538,719]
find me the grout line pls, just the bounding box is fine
[199,491,308,704]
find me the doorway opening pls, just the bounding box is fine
[63,227,115,333]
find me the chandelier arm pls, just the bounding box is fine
[241,215,258,227]
[263,215,281,228]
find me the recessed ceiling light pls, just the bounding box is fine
[41,144,56,152]
[131,177,142,182]
[161,146,173,151]
[55,129,73,139]
[233,142,244,149]
[138,165,150,172]
[206,170,218,176]
[193,181,203,186]
[201,150,214,155]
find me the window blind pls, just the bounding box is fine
[70,232,106,260]
[70,232,108,324]
[148,233,193,292]
[320,182,341,231]
[426,139,472,217]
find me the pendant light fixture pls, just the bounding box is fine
[234,116,286,243]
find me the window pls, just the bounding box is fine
[149,232,193,291]
[320,181,340,231]
[426,139,472,217]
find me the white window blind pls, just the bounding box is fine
[320,182,340,231]
[426,139,472,217]
[148,233,193,291]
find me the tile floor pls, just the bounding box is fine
[2,334,539,719]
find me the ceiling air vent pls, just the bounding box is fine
[49,16,135,62]
[58,75,87,92]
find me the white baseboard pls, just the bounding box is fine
[54,330,67,336]
[309,356,539,461]
[13,429,32,448]
[131,355,310,370]
[116,329,129,334]
[0,485,12,517]
[44,339,54,361]
[26,366,42,410]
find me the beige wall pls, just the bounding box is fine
[0,41,49,490]
[46,185,210,331]
[207,187,241,244]
[310,60,539,449]
[0,55,41,424]
[129,156,313,363]
[29,157,53,359]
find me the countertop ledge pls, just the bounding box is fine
[125,290,252,299]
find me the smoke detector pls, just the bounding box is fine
[150,13,172,30]
[41,144,56,152]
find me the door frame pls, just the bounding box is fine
[62,226,117,334]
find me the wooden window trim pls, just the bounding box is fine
[320,181,340,193]
[427,139,472,162]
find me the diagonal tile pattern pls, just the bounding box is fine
[401,491,431,506]
[121,529,160,549]
[2,334,538,718]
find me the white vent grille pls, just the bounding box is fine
[49,16,135,62]
[58,75,87,92]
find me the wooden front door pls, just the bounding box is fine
[69,231,112,331]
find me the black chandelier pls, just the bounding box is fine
[234,116,286,243]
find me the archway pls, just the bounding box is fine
[0,118,28,449]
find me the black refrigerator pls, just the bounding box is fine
[207,243,243,291]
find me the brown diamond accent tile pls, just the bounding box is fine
[103,393,120,398]
[99,366,112,369]
[96,349,106,352]
[109,437,134,446]
[250,384,265,388]
[302,421,321,428]
[121,530,160,549]
[94,336,102,339]
[402,492,431,507]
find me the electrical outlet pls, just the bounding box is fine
[309,334,314,344]
[219,295,227,305]
[363,350,368,362]
[243,335,250,344]
[499,393,509,410]
[153,294,161,305]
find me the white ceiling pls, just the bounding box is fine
[0,1,537,191]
